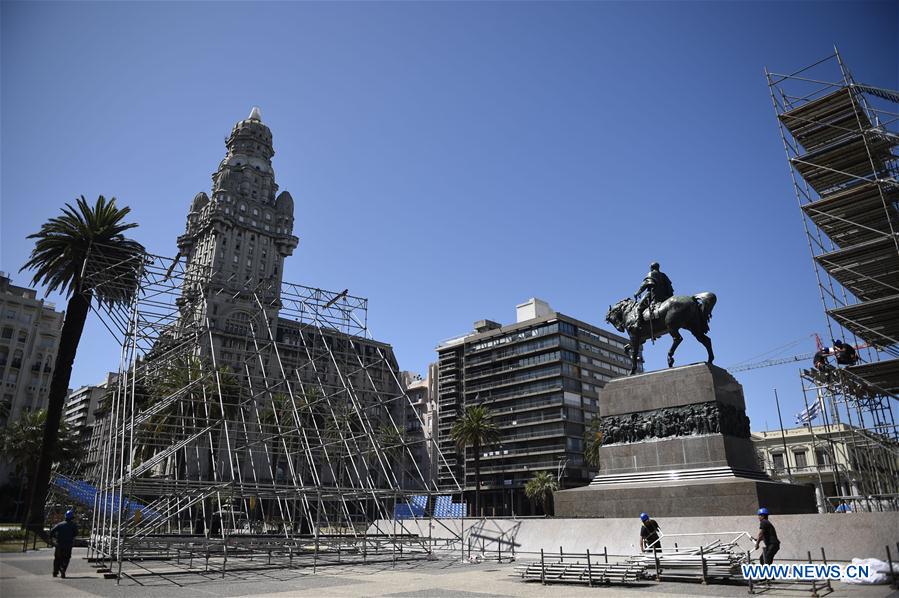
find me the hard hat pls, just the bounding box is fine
[640,512,649,522]
[65,509,75,521]
[757,507,769,516]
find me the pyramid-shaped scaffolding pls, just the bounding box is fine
[767,51,899,510]
[76,244,463,579]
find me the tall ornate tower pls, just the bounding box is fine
[176,107,299,363]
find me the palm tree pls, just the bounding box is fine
[20,195,143,536]
[524,471,559,516]
[450,404,499,517]
[584,416,603,471]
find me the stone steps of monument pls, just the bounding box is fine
[590,466,769,486]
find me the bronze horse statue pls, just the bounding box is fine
[606,292,717,375]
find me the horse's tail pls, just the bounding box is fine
[693,292,717,332]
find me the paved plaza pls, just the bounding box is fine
[1,548,896,598]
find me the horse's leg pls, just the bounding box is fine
[691,330,715,364]
[628,333,641,375]
[668,328,683,368]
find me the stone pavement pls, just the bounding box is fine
[1,548,896,598]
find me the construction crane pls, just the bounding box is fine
[729,352,816,372]
[729,334,866,373]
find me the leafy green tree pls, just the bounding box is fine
[450,404,499,517]
[584,416,603,470]
[376,423,408,486]
[0,410,82,520]
[20,196,143,535]
[524,470,559,516]
[258,392,302,483]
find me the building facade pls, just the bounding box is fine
[63,372,118,445]
[88,108,409,490]
[0,273,64,483]
[402,365,439,489]
[436,298,633,516]
[753,423,899,512]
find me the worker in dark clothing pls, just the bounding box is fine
[812,347,831,371]
[755,508,780,564]
[832,340,859,366]
[50,509,78,578]
[639,512,662,552]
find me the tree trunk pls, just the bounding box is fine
[25,290,92,538]
[473,441,480,518]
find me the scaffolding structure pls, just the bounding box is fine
[73,243,463,579]
[767,50,899,510]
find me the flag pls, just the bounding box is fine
[795,398,823,425]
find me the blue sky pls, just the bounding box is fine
[1,1,896,431]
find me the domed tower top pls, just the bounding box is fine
[212,107,280,204]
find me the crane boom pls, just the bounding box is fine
[729,352,816,372]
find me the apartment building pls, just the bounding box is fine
[436,298,633,516]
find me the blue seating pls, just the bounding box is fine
[433,495,467,518]
[393,495,429,520]
[51,474,161,522]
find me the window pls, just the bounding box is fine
[815,449,830,466]
[793,450,808,468]
[772,453,785,470]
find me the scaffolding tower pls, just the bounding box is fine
[73,243,463,579]
[766,50,899,511]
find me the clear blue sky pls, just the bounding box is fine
[2,1,896,431]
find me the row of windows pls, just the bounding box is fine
[578,327,627,351]
[469,323,560,353]
[466,364,562,394]
[465,336,560,366]
[467,350,562,380]
[580,356,630,377]
[4,309,33,324]
[581,341,630,366]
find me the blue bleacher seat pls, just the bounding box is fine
[51,474,161,521]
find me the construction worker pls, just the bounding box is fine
[754,508,780,564]
[50,509,78,578]
[812,346,831,371]
[832,340,859,366]
[639,512,662,552]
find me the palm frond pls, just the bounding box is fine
[20,195,144,304]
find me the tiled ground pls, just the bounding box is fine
[1,547,896,598]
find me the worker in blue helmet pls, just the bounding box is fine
[754,508,780,564]
[639,512,662,552]
[50,509,78,578]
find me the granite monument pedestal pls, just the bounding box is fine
[555,363,817,517]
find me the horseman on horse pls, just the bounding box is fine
[607,262,717,375]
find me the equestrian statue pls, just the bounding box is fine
[606,262,717,375]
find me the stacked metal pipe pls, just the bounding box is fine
[627,539,747,581]
[514,558,644,585]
